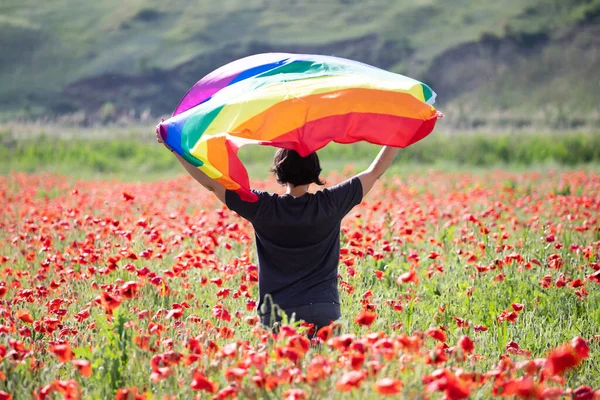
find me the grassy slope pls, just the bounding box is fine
[1,0,599,117]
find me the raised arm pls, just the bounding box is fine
[157,128,226,203]
[356,146,400,198]
[172,153,226,204]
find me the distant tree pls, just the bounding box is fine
[98,102,116,124]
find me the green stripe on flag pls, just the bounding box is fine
[421,83,433,102]
[182,105,225,152]
[258,61,319,77]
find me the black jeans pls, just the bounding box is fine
[260,302,341,331]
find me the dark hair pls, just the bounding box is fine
[271,149,325,186]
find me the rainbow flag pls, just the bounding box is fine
[157,53,441,201]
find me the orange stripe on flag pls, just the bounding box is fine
[233,88,436,141]
[206,136,230,179]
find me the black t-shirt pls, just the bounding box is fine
[225,177,363,311]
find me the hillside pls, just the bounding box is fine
[1,0,599,126]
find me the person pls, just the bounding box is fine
[157,132,399,332]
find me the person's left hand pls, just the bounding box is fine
[156,120,175,154]
[155,120,165,144]
[156,129,165,144]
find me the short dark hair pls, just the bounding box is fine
[271,149,325,187]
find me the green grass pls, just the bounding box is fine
[2,129,599,181]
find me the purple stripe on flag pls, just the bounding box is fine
[173,76,236,116]
[173,53,292,116]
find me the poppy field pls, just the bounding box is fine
[0,168,599,399]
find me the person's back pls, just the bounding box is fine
[157,130,400,331]
[227,176,362,328]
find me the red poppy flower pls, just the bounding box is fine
[350,352,365,370]
[570,336,590,359]
[99,291,122,315]
[374,378,403,395]
[425,344,448,365]
[335,371,365,392]
[545,344,580,376]
[342,257,355,267]
[397,269,419,285]
[166,308,183,319]
[16,310,34,324]
[214,385,238,400]
[540,387,563,399]
[120,281,139,299]
[190,370,218,393]
[288,335,311,355]
[497,377,541,398]
[444,379,471,400]
[72,360,92,377]
[317,325,333,341]
[306,356,333,382]
[354,310,377,327]
[588,270,600,284]
[49,379,79,399]
[458,335,474,354]
[211,305,231,322]
[497,310,518,324]
[568,385,597,400]
[570,279,585,288]
[224,367,247,381]
[283,389,307,400]
[425,328,447,343]
[122,192,135,201]
[424,369,470,399]
[50,344,73,363]
[540,275,553,288]
[115,387,146,400]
